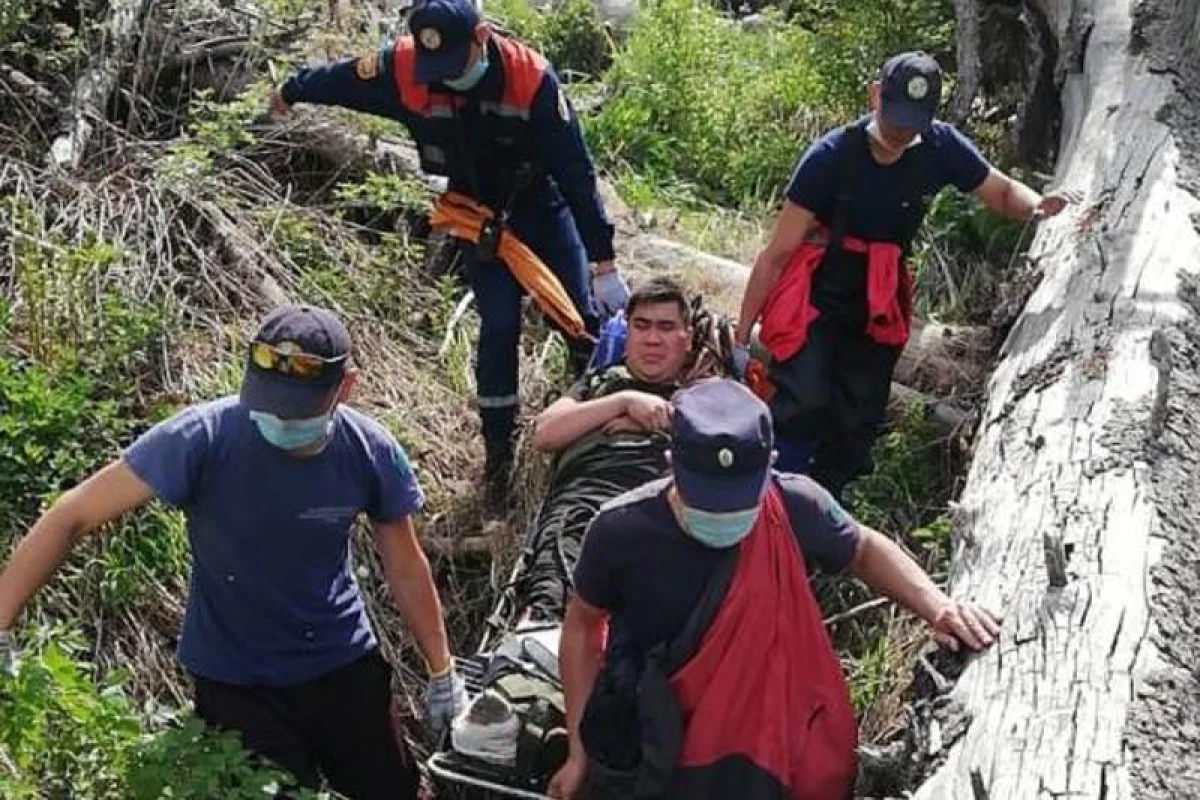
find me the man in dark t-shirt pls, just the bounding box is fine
[735,51,1076,499]
[0,304,465,799]
[548,379,1002,798]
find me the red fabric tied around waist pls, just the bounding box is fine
[668,484,858,799]
[758,233,913,363]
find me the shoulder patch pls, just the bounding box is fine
[392,445,412,477]
[557,87,571,122]
[355,50,381,80]
[825,497,852,529]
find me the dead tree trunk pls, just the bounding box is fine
[948,0,982,123]
[49,0,151,171]
[910,0,1200,797]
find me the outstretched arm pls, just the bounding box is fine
[271,47,407,121]
[847,525,1002,651]
[0,460,156,629]
[972,168,1075,221]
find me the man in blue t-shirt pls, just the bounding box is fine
[734,51,1076,499]
[0,304,466,799]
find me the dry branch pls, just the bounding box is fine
[49,0,152,172]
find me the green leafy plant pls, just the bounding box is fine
[491,0,613,77]
[334,171,434,218]
[0,628,328,799]
[0,357,128,537]
[587,0,826,208]
[0,630,141,799]
[845,401,947,551]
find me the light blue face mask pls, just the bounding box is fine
[444,49,489,91]
[680,505,760,549]
[250,410,334,451]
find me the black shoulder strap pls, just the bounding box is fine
[828,119,868,252]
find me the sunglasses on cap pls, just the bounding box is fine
[248,341,348,381]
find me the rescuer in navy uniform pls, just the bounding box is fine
[269,0,628,510]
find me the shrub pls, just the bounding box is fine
[491,0,614,78]
[0,628,325,798]
[587,0,827,207]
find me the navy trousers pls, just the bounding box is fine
[462,200,599,445]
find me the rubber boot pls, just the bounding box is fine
[481,408,518,517]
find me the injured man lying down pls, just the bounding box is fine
[426,277,738,797]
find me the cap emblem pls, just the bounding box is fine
[718,448,734,468]
[419,27,442,50]
[907,75,929,100]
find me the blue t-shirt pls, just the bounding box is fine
[572,472,859,663]
[123,396,425,686]
[785,116,992,244]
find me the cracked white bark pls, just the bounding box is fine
[911,0,1200,796]
[48,0,151,172]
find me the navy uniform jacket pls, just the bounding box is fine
[280,34,616,263]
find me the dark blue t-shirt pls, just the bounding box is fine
[572,472,859,662]
[785,116,992,245]
[123,396,425,686]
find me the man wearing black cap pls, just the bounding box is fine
[550,379,1001,799]
[0,304,465,799]
[734,51,1077,499]
[267,0,626,508]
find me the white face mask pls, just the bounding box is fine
[866,117,923,151]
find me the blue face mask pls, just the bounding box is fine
[249,410,334,451]
[680,505,760,549]
[444,49,489,91]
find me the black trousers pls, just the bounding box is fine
[192,648,419,800]
[768,314,902,500]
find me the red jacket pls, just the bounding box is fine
[759,233,913,363]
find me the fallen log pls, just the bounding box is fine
[48,0,151,172]
[258,116,447,195]
[910,0,1200,797]
[888,382,969,440]
[620,233,993,398]
[897,320,993,396]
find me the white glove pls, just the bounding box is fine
[425,664,468,735]
[592,269,630,316]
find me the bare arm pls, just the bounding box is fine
[374,515,453,674]
[972,168,1044,221]
[559,594,608,760]
[0,459,156,629]
[531,393,629,453]
[847,525,1001,651]
[736,201,817,345]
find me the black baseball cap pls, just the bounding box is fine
[879,51,943,131]
[670,379,774,513]
[239,304,351,419]
[408,0,481,84]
